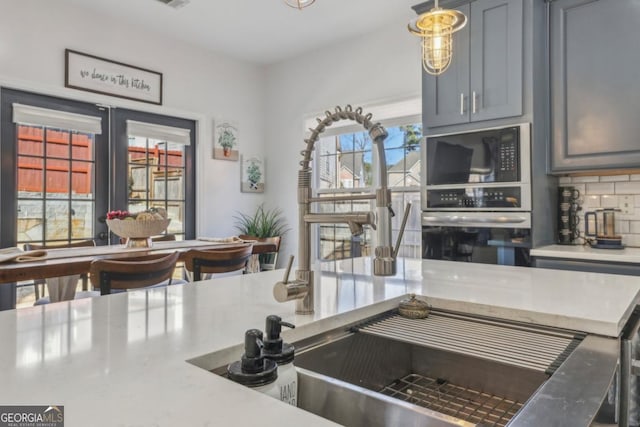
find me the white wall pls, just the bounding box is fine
[263,20,421,265]
[0,0,266,237]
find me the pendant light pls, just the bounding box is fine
[284,0,315,9]
[408,0,467,75]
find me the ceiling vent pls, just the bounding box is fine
[155,0,190,9]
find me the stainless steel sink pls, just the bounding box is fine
[294,327,547,426]
[203,309,619,427]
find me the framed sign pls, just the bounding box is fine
[65,49,163,105]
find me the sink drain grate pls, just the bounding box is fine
[380,373,522,427]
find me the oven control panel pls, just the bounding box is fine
[426,187,522,209]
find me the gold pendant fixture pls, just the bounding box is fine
[408,0,467,75]
[284,0,316,9]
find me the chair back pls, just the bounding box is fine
[24,239,96,251]
[89,252,179,295]
[183,244,253,281]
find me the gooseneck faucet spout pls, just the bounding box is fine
[273,105,411,314]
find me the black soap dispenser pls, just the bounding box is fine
[262,315,297,406]
[227,329,279,397]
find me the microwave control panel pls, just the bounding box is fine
[495,135,519,183]
[427,187,522,209]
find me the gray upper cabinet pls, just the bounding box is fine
[424,0,523,128]
[550,0,640,173]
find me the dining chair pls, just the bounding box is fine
[238,235,281,271]
[25,239,96,302]
[182,244,253,282]
[89,252,180,295]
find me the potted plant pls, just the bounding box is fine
[246,160,262,190]
[217,125,237,157]
[233,204,289,271]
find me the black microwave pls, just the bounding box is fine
[421,123,531,212]
[425,124,529,186]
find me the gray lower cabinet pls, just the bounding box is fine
[550,0,640,173]
[423,0,523,128]
[534,257,640,276]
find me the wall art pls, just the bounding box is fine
[65,49,162,105]
[241,156,264,193]
[213,120,239,161]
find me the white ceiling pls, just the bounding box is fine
[62,0,420,64]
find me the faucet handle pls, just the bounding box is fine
[282,255,295,284]
[393,202,412,258]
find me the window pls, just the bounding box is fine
[314,120,423,261]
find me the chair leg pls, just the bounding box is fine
[34,282,40,300]
[81,273,88,291]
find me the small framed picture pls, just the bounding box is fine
[213,120,239,161]
[241,156,265,193]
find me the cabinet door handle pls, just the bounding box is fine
[472,91,477,114]
[460,93,465,115]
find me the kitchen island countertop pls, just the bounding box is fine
[1,258,639,426]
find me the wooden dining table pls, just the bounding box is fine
[0,239,277,309]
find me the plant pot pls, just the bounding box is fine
[223,146,231,157]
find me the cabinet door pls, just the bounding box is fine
[469,0,523,122]
[550,0,640,172]
[423,3,470,128]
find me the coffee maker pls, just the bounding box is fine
[584,208,624,249]
[557,186,581,245]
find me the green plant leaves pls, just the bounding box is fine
[233,204,289,238]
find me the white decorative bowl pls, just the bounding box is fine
[106,218,171,247]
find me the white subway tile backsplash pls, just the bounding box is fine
[559,176,572,184]
[617,220,630,234]
[600,175,630,182]
[601,195,619,208]
[563,172,640,247]
[623,234,640,248]
[615,181,640,194]
[630,221,640,234]
[619,207,640,221]
[582,195,601,209]
[586,182,615,195]
[571,176,600,183]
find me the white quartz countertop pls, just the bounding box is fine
[531,244,640,263]
[1,258,639,426]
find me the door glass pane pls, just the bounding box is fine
[45,158,70,197]
[16,124,97,247]
[71,201,93,239]
[45,200,70,240]
[17,200,43,241]
[17,155,43,198]
[45,129,70,159]
[126,132,187,238]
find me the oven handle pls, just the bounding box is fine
[422,215,528,225]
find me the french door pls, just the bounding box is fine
[0,88,110,248]
[0,89,196,248]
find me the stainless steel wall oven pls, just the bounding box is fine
[421,124,532,266]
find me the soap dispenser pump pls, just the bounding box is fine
[262,315,297,406]
[227,329,279,399]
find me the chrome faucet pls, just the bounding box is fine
[273,105,411,315]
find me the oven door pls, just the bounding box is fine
[422,212,532,266]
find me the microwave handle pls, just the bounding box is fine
[422,216,527,225]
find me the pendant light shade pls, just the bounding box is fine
[408,1,467,75]
[284,0,315,9]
